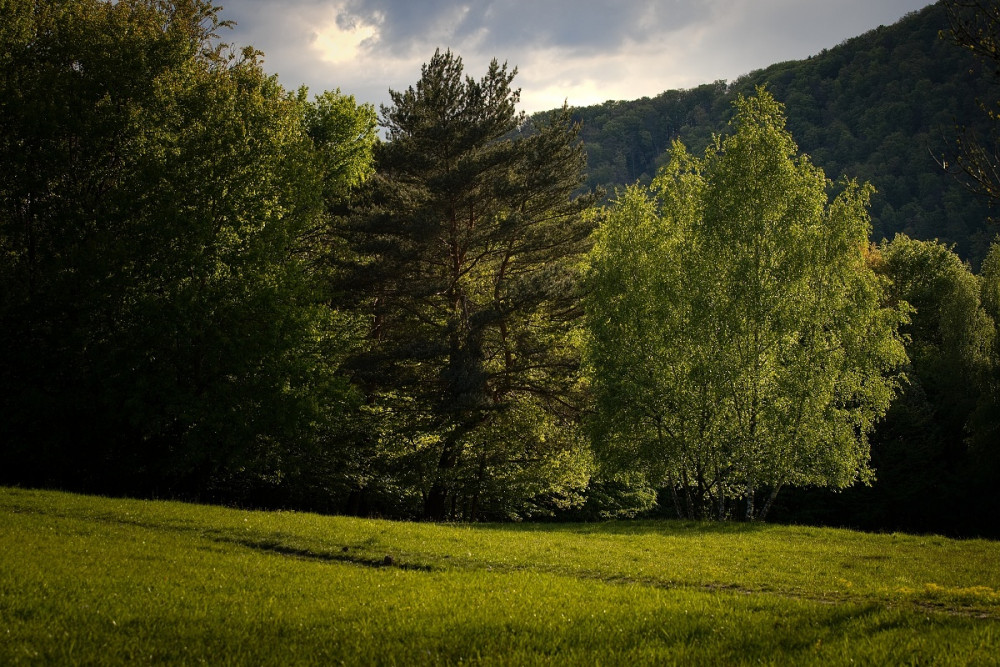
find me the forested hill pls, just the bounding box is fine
[561,0,1000,265]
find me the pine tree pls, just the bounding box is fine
[342,50,596,520]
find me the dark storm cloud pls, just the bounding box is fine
[335,0,713,56]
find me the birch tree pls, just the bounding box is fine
[587,89,907,520]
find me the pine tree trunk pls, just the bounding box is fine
[423,417,472,520]
[423,484,449,521]
[424,437,462,520]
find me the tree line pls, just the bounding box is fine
[1,0,377,506]
[2,0,999,535]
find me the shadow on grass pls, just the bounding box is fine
[213,535,435,572]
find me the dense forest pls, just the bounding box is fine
[567,1,1000,266]
[2,0,999,537]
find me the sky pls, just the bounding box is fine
[222,0,937,115]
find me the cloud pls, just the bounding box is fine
[333,0,716,55]
[315,12,379,63]
[222,0,934,113]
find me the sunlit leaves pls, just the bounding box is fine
[586,88,908,520]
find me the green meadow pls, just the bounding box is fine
[2,487,999,665]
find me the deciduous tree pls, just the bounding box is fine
[587,89,907,520]
[0,0,376,501]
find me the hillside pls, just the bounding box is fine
[2,487,1000,664]
[564,1,1000,265]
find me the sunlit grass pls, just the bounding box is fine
[2,487,998,664]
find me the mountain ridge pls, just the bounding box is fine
[555,1,1000,265]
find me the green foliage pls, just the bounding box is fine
[567,473,660,520]
[4,487,1000,665]
[587,89,907,520]
[982,241,1000,320]
[973,240,1000,456]
[7,0,997,539]
[341,50,596,520]
[882,235,994,399]
[0,0,376,502]
[566,3,1000,265]
[298,87,377,201]
[773,234,1000,536]
[861,235,998,533]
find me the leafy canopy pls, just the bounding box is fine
[586,88,908,520]
[0,0,377,501]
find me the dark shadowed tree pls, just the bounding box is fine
[872,235,997,533]
[0,0,376,500]
[772,235,1000,537]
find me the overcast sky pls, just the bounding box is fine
[222,0,936,114]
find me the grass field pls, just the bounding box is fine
[2,487,999,665]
